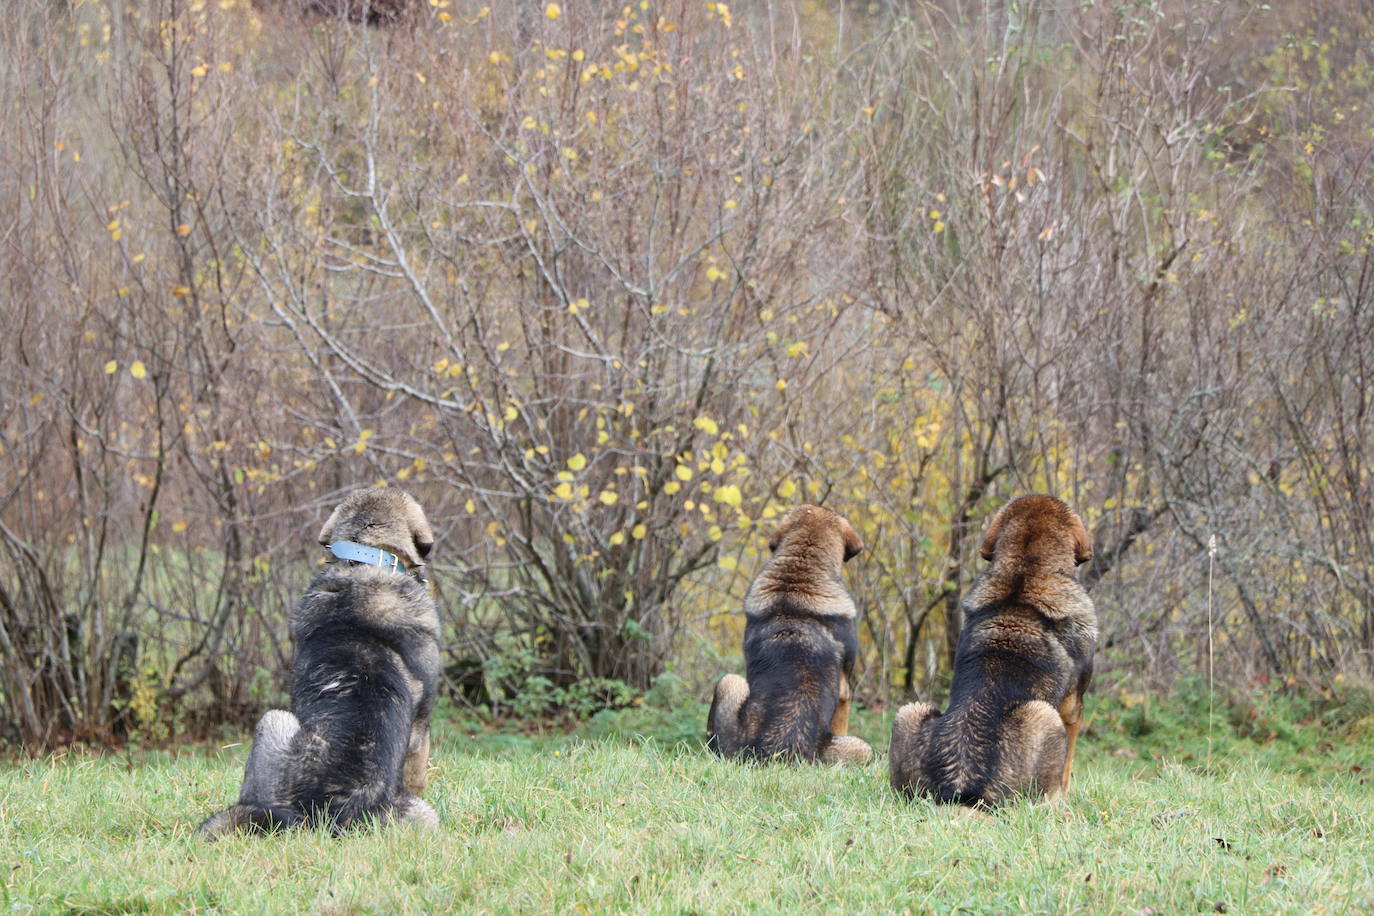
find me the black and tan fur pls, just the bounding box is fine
[708,505,872,765]
[197,487,441,836]
[890,494,1097,807]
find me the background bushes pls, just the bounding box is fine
[1,0,1372,748]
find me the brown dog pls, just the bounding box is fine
[708,505,872,765]
[889,494,1097,806]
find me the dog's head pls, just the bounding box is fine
[978,494,1092,568]
[318,487,435,570]
[767,505,863,563]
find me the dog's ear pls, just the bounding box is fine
[767,518,791,553]
[406,496,436,561]
[1071,514,1093,566]
[317,504,343,548]
[978,503,1010,561]
[840,518,863,562]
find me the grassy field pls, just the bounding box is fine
[2,685,1372,914]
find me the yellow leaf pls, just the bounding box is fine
[129,360,148,379]
[775,378,787,391]
[631,523,647,540]
[568,453,587,471]
[714,484,742,508]
[610,531,625,546]
[664,481,681,495]
[718,555,737,571]
[599,490,618,505]
[778,479,796,499]
[545,2,560,17]
[172,521,188,534]
[172,285,190,298]
[190,64,208,77]
[104,360,118,375]
[708,525,723,541]
[675,465,693,481]
[553,482,574,500]
[177,223,191,236]
[465,499,475,513]
[693,416,719,436]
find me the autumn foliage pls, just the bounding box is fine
[1,0,1372,748]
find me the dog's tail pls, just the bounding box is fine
[706,673,750,757]
[195,803,299,838]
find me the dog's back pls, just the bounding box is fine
[281,566,439,827]
[731,596,853,760]
[892,594,1091,804]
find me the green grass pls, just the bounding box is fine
[2,686,1372,914]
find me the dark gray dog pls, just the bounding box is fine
[197,488,440,836]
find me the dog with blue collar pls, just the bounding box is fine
[198,487,441,836]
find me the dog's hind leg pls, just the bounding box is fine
[820,734,873,766]
[1005,700,1068,803]
[196,710,301,838]
[238,709,300,807]
[394,792,440,830]
[829,672,852,737]
[707,674,750,757]
[888,701,939,797]
[1057,690,1085,794]
[403,727,431,795]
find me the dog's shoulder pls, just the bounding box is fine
[293,566,440,642]
[965,565,1095,631]
[745,556,857,620]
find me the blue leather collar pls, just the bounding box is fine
[328,540,407,573]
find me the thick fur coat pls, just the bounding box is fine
[890,494,1097,807]
[708,505,872,765]
[198,488,440,836]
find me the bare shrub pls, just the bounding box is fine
[2,0,1373,748]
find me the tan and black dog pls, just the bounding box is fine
[889,494,1097,807]
[708,505,872,765]
[197,487,441,836]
